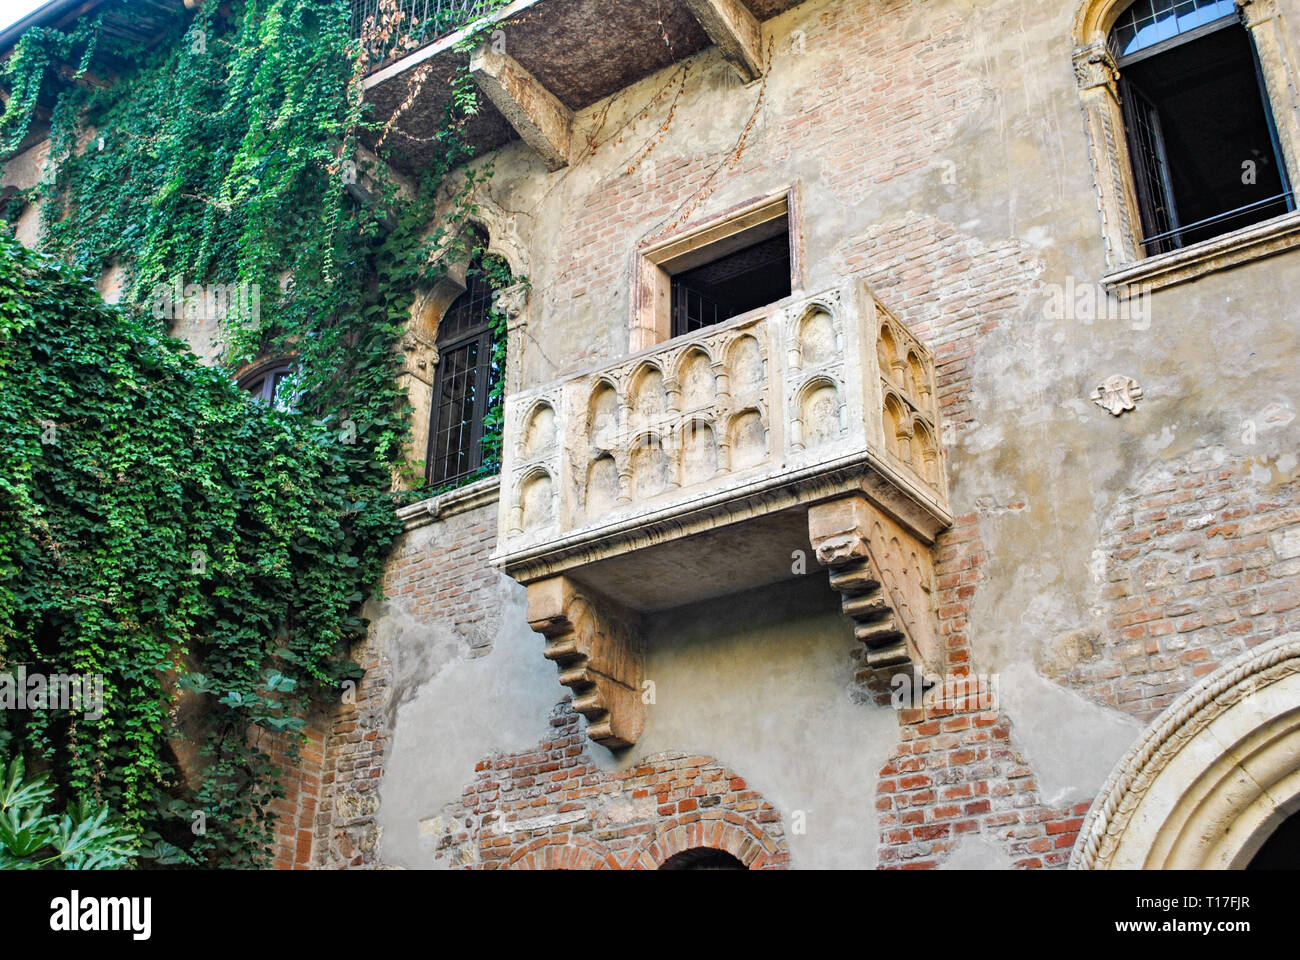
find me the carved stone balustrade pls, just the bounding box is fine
[495,274,953,748]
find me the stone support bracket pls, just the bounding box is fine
[681,0,764,82]
[525,576,645,749]
[808,494,940,674]
[470,42,573,171]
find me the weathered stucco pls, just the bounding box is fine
[8,0,1300,869]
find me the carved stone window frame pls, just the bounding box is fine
[1074,0,1300,290]
[630,185,803,352]
[397,211,530,491]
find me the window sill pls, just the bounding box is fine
[1103,210,1300,292]
[396,475,500,531]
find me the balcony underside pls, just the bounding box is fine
[564,505,814,614]
[361,0,804,174]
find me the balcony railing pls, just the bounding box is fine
[352,0,499,66]
[495,275,950,585]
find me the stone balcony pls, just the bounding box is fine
[494,275,953,749]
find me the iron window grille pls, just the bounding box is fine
[1112,2,1294,256]
[426,267,499,487]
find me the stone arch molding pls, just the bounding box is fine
[410,193,532,344]
[1072,0,1142,44]
[1072,0,1271,48]
[1072,632,1300,869]
[468,196,530,282]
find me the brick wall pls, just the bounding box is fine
[1078,450,1300,721]
[265,719,327,870]
[269,490,500,869]
[274,0,1300,870]
[836,208,1095,868]
[431,703,790,870]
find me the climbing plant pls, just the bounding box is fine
[0,0,515,866]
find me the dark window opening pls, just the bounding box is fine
[427,265,500,487]
[669,219,791,338]
[1247,809,1300,870]
[240,363,295,411]
[1116,15,1293,256]
[659,848,747,870]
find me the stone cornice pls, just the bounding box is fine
[396,476,501,532]
[492,449,951,584]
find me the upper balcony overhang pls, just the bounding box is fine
[0,0,188,154]
[358,0,805,175]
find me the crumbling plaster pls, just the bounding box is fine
[372,0,1300,864]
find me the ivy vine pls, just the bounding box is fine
[0,0,515,866]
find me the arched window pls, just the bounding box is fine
[1108,0,1293,254]
[426,263,499,486]
[239,360,296,412]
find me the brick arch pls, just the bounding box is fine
[627,811,790,870]
[505,834,620,871]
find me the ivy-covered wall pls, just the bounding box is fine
[0,0,513,867]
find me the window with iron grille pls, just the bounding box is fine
[1111,1,1294,255]
[668,218,792,338]
[426,266,499,486]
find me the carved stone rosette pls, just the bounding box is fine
[1091,374,1143,416]
[525,576,645,749]
[808,494,940,674]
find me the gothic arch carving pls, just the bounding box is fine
[412,197,530,344]
[466,195,530,282]
[1072,632,1300,869]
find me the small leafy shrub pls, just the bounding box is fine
[0,756,137,869]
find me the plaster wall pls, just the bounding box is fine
[362,0,1300,866]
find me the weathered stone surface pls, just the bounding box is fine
[525,576,645,749]
[495,276,950,602]
[470,42,573,171]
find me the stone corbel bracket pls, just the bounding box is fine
[525,576,645,750]
[470,41,573,171]
[808,493,941,674]
[681,0,764,83]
